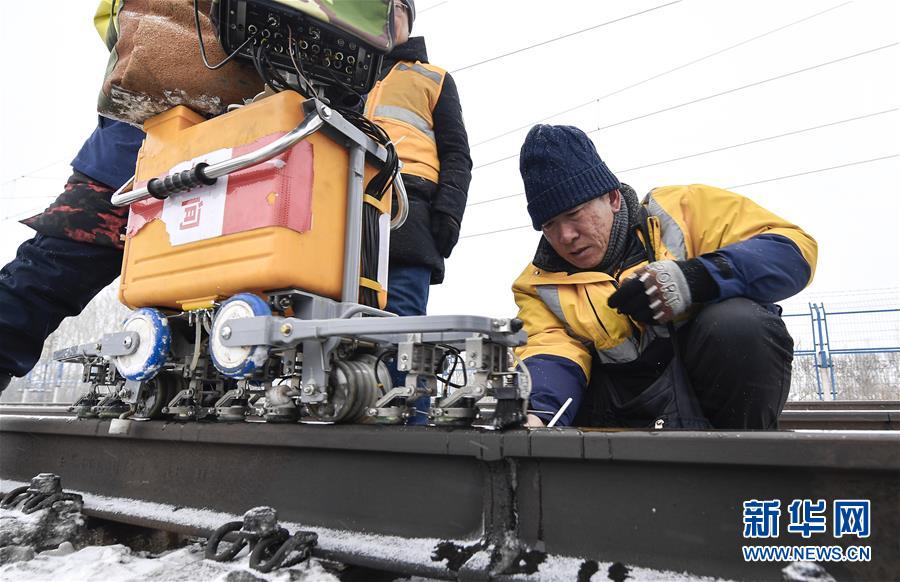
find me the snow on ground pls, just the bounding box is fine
[2,478,824,581]
[0,538,341,582]
[1,478,454,579]
[0,502,339,582]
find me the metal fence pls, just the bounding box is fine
[783,303,900,401]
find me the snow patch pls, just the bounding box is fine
[0,542,339,582]
[2,479,730,580]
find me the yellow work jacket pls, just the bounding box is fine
[364,60,447,183]
[512,184,818,381]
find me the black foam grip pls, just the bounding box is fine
[146,165,219,200]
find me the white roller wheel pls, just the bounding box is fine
[210,293,271,378]
[114,308,171,381]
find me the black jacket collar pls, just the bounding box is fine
[381,37,429,75]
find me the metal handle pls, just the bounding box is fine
[391,174,409,231]
[111,105,328,207]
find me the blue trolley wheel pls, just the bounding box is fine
[210,293,272,378]
[113,308,172,381]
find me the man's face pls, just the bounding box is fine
[393,2,410,45]
[541,190,622,269]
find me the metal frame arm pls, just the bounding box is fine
[111,102,327,207]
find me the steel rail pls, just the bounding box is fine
[1,416,898,581]
[3,403,898,429]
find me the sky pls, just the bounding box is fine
[0,0,898,322]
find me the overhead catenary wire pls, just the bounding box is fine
[0,206,43,224]
[472,41,900,171]
[0,194,58,200]
[0,159,70,188]
[458,153,900,241]
[466,107,899,207]
[418,1,449,15]
[728,154,899,190]
[449,0,683,73]
[470,1,853,148]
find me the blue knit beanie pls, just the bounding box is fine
[520,124,621,230]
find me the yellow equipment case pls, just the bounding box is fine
[119,91,390,311]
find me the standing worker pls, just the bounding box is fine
[365,0,473,422]
[512,125,817,429]
[366,0,471,314]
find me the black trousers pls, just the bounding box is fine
[679,298,794,429]
[581,298,794,430]
[0,235,122,377]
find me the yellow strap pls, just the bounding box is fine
[178,296,218,311]
[359,277,384,293]
[363,194,382,208]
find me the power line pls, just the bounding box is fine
[461,224,532,240]
[727,153,898,189]
[0,195,57,200]
[449,1,683,73]
[460,153,899,240]
[468,191,524,207]
[470,1,852,148]
[617,108,897,173]
[0,206,42,223]
[467,107,898,207]
[590,43,899,134]
[472,41,900,171]
[418,1,449,15]
[0,158,69,187]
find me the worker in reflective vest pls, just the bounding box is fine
[365,0,472,318]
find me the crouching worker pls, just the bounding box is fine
[513,125,817,429]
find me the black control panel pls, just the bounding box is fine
[216,0,386,95]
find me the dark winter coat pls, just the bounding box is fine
[369,37,472,284]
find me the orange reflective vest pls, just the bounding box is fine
[365,60,447,183]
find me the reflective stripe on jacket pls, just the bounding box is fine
[513,184,818,384]
[365,61,446,183]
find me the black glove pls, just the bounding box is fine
[431,211,461,258]
[608,258,718,324]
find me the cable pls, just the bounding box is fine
[0,206,44,223]
[0,195,58,200]
[418,1,449,15]
[461,224,531,240]
[288,29,318,98]
[617,108,898,174]
[472,41,900,171]
[434,344,466,389]
[727,153,898,189]
[193,0,258,70]
[467,107,899,207]
[458,154,899,240]
[450,1,683,73]
[467,192,524,207]
[0,159,70,187]
[470,1,852,148]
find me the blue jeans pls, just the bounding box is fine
[384,265,431,424]
[0,235,122,376]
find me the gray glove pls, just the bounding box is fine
[608,259,717,324]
